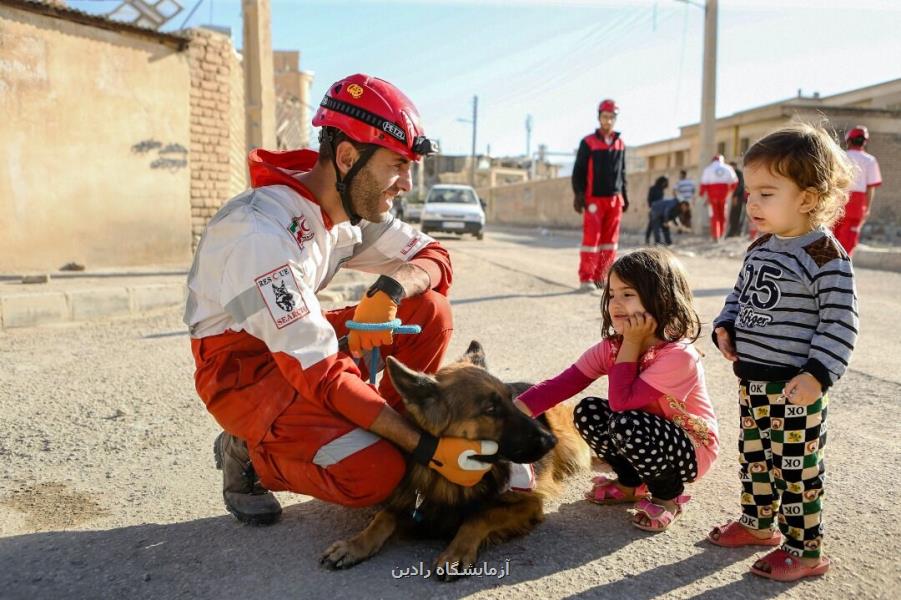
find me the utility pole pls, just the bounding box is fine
[699,0,717,173]
[416,159,425,200]
[525,114,532,159]
[242,0,277,150]
[677,0,717,235]
[456,95,479,187]
[696,0,718,235]
[470,95,478,187]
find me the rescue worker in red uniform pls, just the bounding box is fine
[572,98,629,291]
[699,155,738,242]
[833,125,882,256]
[185,74,497,525]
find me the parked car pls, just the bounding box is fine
[420,185,486,240]
[401,197,424,223]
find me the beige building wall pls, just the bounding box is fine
[0,4,192,272]
[631,79,901,228]
[274,50,312,150]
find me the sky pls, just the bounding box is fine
[70,0,901,164]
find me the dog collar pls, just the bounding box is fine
[411,489,425,523]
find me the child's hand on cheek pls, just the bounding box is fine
[621,312,657,346]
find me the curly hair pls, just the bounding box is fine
[600,248,701,343]
[742,121,855,228]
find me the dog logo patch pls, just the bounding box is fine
[255,264,309,329]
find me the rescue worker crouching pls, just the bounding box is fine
[185,74,497,525]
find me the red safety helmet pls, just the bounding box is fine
[313,74,438,161]
[314,74,438,224]
[598,99,619,115]
[845,125,869,145]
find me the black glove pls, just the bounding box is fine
[573,193,585,214]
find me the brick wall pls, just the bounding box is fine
[187,28,248,250]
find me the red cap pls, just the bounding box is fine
[313,74,438,161]
[598,98,619,115]
[845,125,869,144]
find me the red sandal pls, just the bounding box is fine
[631,495,691,532]
[707,520,781,548]
[584,475,649,505]
[749,548,831,582]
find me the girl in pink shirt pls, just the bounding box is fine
[515,248,719,532]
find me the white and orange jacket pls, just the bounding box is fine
[184,149,452,439]
[699,158,738,201]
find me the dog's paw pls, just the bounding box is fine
[432,548,478,582]
[320,540,368,570]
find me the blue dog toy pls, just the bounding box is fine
[345,319,421,384]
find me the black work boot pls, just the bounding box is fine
[213,432,282,525]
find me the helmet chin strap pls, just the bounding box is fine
[323,129,378,226]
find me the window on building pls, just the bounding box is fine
[717,141,726,157]
[675,151,685,167]
[740,137,750,155]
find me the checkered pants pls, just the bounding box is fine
[737,380,828,559]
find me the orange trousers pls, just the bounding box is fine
[194,290,452,507]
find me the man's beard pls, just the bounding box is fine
[349,167,393,223]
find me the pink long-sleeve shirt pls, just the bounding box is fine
[518,338,719,479]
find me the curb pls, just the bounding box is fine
[852,247,901,273]
[0,283,188,329]
[0,282,368,329]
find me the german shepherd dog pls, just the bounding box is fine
[320,341,591,581]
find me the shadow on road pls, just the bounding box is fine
[0,494,672,599]
[558,539,796,600]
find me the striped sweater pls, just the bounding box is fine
[713,229,858,390]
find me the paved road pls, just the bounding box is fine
[1,227,899,599]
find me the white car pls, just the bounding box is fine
[420,185,486,240]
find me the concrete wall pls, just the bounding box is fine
[482,123,901,236]
[477,177,645,233]
[0,5,192,272]
[861,131,901,227]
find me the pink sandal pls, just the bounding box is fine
[584,475,649,505]
[631,495,691,532]
[707,520,781,548]
[749,548,831,582]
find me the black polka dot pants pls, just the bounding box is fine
[574,397,698,500]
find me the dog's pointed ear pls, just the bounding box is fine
[386,357,448,433]
[386,356,439,406]
[459,340,487,369]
